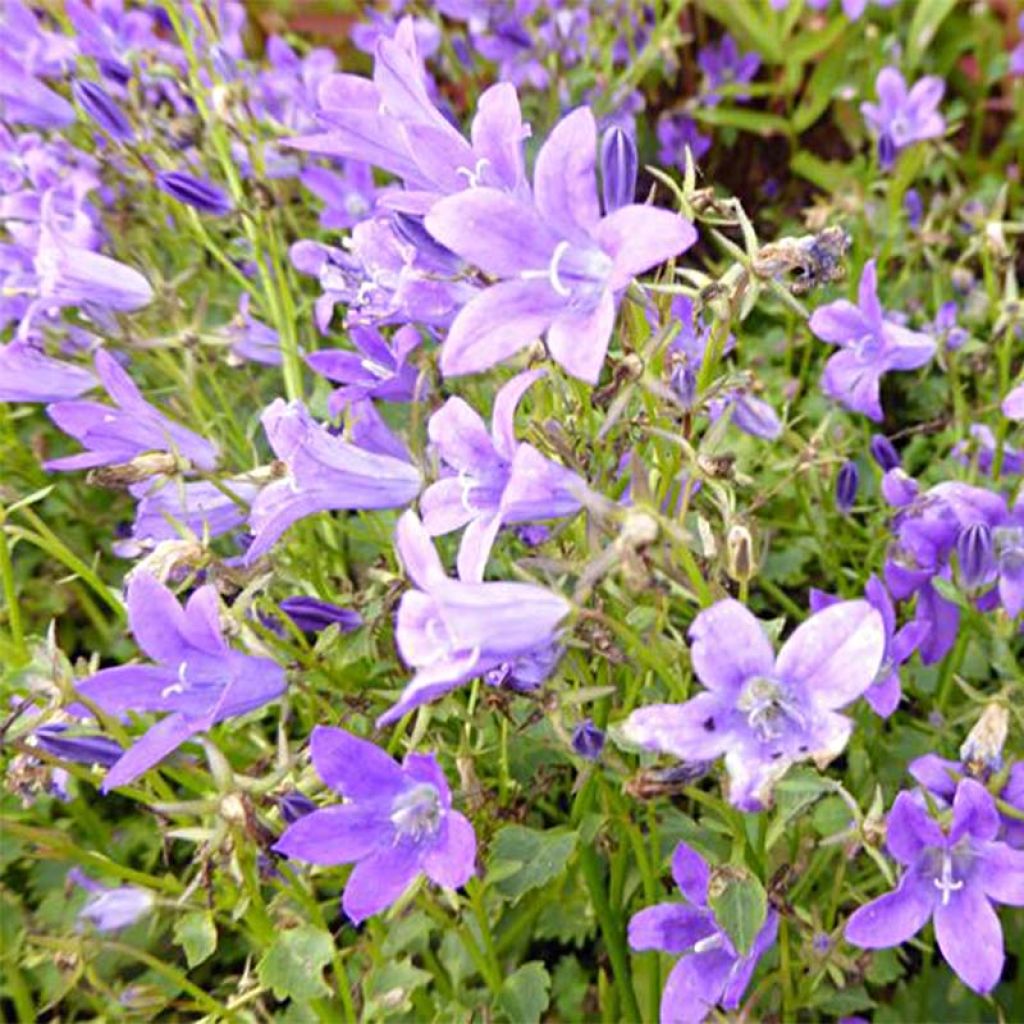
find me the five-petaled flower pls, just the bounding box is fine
[861,67,945,170]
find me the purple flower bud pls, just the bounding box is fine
[956,522,995,590]
[279,596,363,635]
[869,434,900,471]
[881,468,919,508]
[278,791,317,824]
[392,211,460,270]
[878,133,896,171]
[572,719,605,760]
[72,80,134,142]
[835,460,859,514]
[600,126,637,213]
[156,171,233,216]
[98,59,132,86]
[904,189,923,227]
[670,358,697,409]
[34,724,123,768]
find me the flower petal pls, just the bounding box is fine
[621,695,734,762]
[422,811,476,889]
[808,300,871,345]
[274,804,390,865]
[949,778,1000,844]
[688,599,775,695]
[341,843,421,924]
[659,949,737,1024]
[309,725,405,800]
[101,712,197,792]
[533,106,600,233]
[844,873,934,948]
[933,884,1004,994]
[593,205,697,292]
[628,903,714,953]
[672,841,711,907]
[545,288,617,384]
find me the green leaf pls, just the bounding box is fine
[693,105,792,139]
[365,959,432,1018]
[257,926,334,1002]
[709,868,767,956]
[487,826,577,902]
[930,574,967,609]
[791,43,847,134]
[172,910,217,969]
[906,0,958,70]
[790,151,856,194]
[496,962,551,1024]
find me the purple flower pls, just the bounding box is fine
[420,370,586,579]
[861,68,945,171]
[810,576,925,718]
[72,80,134,142]
[629,841,778,1024]
[623,598,884,810]
[1012,14,1024,77]
[381,510,571,726]
[904,188,923,227]
[1003,383,1024,421]
[156,171,234,216]
[932,300,968,351]
[298,162,375,230]
[0,55,74,129]
[45,350,218,473]
[835,460,860,513]
[656,111,711,169]
[70,869,154,932]
[74,573,286,791]
[0,342,96,402]
[273,726,476,923]
[869,434,901,471]
[245,399,422,562]
[844,780,1024,994]
[809,259,935,421]
[34,724,124,768]
[425,107,697,383]
[306,325,424,415]
[952,424,1024,476]
[279,596,363,635]
[698,35,760,107]
[224,294,281,366]
[572,719,605,760]
[278,790,317,824]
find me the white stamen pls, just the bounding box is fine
[547,240,571,297]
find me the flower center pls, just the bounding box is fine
[456,157,492,189]
[933,850,963,906]
[692,932,724,954]
[737,676,806,742]
[160,660,190,698]
[390,782,442,842]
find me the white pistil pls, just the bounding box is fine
[693,933,724,954]
[933,851,963,906]
[161,661,189,698]
[455,157,492,189]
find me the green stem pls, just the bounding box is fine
[0,512,27,663]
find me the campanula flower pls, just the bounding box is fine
[70,869,154,932]
[245,399,421,562]
[274,726,476,923]
[72,79,134,142]
[572,719,605,760]
[1012,14,1024,76]
[623,598,884,809]
[278,790,317,825]
[380,510,571,726]
[420,369,587,579]
[34,724,123,768]
[809,259,935,422]
[45,350,219,473]
[600,126,637,212]
[952,424,1024,476]
[861,67,945,171]
[869,434,900,471]
[425,107,697,382]
[75,573,286,791]
[698,35,760,107]
[845,780,1024,994]
[656,111,711,169]
[0,342,96,402]
[156,171,234,216]
[629,841,778,1024]
[223,294,281,366]
[835,460,860,513]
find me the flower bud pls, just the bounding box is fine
[869,434,900,471]
[959,703,1008,775]
[279,596,363,635]
[878,133,896,171]
[669,356,697,409]
[278,791,317,824]
[835,460,859,514]
[880,468,918,508]
[34,725,123,768]
[600,126,638,213]
[725,523,755,583]
[72,79,134,142]
[956,522,995,590]
[571,719,605,760]
[156,171,233,216]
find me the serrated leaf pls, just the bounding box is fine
[172,910,217,969]
[488,826,577,902]
[709,870,767,956]
[257,926,333,1002]
[497,961,551,1024]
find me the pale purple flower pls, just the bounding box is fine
[274,725,476,923]
[381,510,571,726]
[623,598,884,810]
[845,780,1024,995]
[932,300,968,351]
[70,869,155,932]
[0,54,74,128]
[420,370,586,579]
[1003,383,1024,420]
[425,107,697,383]
[299,162,375,230]
[809,259,935,421]
[0,342,96,402]
[629,841,778,1024]
[45,350,218,473]
[245,399,422,563]
[698,35,760,107]
[1010,14,1024,77]
[861,67,945,171]
[224,294,281,366]
[75,573,286,791]
[951,423,1024,476]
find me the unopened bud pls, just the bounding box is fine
[87,451,183,487]
[835,460,859,514]
[725,524,755,583]
[571,719,605,760]
[600,126,638,213]
[869,434,900,471]
[619,509,659,549]
[960,703,1008,775]
[956,522,995,590]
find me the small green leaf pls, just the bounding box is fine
[709,868,767,956]
[172,910,217,969]
[694,105,793,139]
[257,926,334,1002]
[930,574,967,609]
[497,961,551,1024]
[488,826,577,902]
[906,0,958,70]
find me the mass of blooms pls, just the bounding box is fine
[1,1,1023,1021]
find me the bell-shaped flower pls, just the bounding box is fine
[424,106,697,383]
[845,780,1024,995]
[75,573,286,791]
[380,511,571,726]
[861,67,945,170]
[245,399,421,562]
[0,341,96,402]
[420,369,587,579]
[623,598,885,810]
[274,726,476,923]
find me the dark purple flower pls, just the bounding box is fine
[629,841,778,1023]
[845,780,1024,994]
[956,522,995,590]
[274,726,476,923]
[279,596,363,635]
[74,573,286,791]
[835,460,860,514]
[72,79,134,142]
[861,68,945,171]
[424,107,697,383]
[656,111,711,169]
[904,188,923,227]
[624,598,884,809]
[45,350,219,473]
[870,434,901,471]
[809,259,935,421]
[951,424,1024,476]
[698,35,760,106]
[572,719,605,760]
[34,724,123,768]
[156,171,233,216]
[600,126,637,213]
